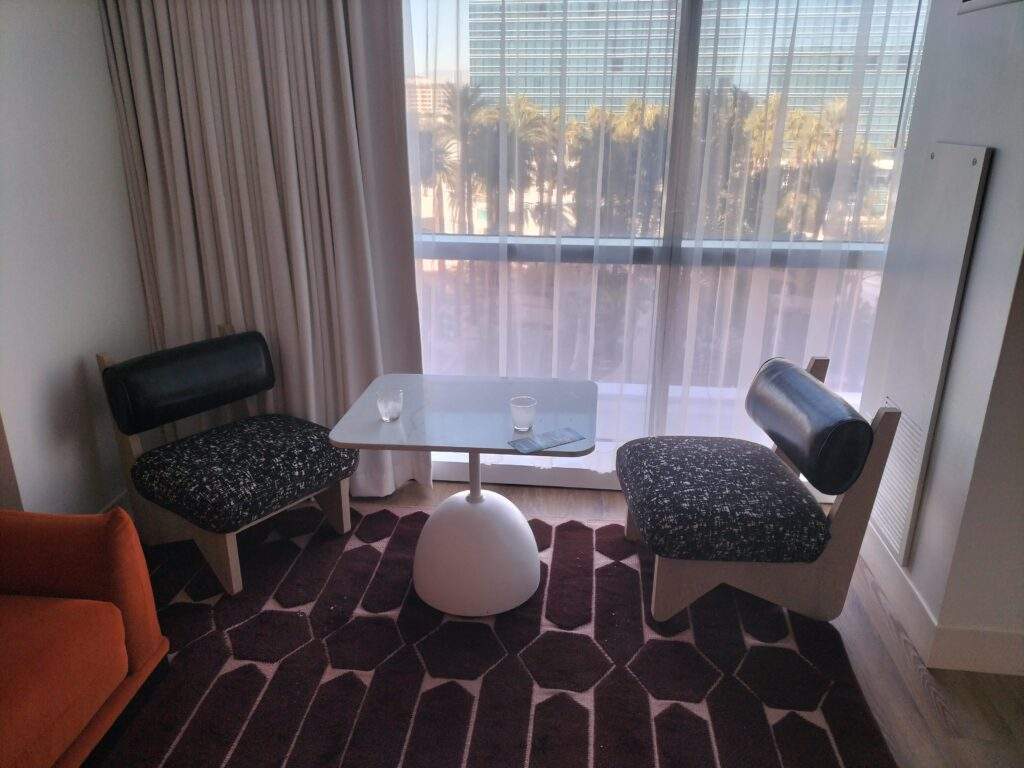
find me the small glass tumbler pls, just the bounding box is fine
[377,387,403,422]
[510,395,537,432]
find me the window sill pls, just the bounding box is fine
[414,233,887,269]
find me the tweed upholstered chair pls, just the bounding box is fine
[98,331,358,594]
[617,357,900,622]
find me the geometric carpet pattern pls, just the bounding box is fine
[90,506,896,768]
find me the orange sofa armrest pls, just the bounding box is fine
[0,507,165,673]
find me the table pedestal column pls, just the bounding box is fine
[412,451,541,616]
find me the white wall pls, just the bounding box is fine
[0,0,151,513]
[863,0,1024,673]
[937,259,1024,630]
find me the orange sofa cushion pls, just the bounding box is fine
[0,595,128,768]
[0,508,163,675]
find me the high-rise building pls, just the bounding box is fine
[468,0,679,118]
[467,0,925,149]
[694,0,926,148]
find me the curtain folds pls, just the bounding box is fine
[101,0,430,496]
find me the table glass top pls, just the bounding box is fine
[329,374,597,456]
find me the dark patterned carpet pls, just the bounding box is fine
[88,506,896,768]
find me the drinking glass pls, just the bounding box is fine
[377,387,403,422]
[509,395,537,432]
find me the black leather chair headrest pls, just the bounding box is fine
[101,331,274,435]
[745,358,873,495]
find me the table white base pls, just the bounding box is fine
[413,455,540,616]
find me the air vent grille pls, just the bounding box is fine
[871,395,927,564]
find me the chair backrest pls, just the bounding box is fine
[745,357,872,495]
[101,331,274,435]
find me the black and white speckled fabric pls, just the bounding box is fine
[132,414,358,534]
[616,436,830,563]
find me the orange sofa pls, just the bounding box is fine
[0,508,168,768]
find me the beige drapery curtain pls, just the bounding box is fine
[101,0,430,496]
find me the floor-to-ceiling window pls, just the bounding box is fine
[403,0,928,485]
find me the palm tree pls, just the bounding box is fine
[531,108,562,235]
[745,94,852,239]
[744,93,782,176]
[809,99,857,239]
[603,102,644,235]
[431,136,457,233]
[416,124,456,232]
[741,93,787,237]
[783,108,822,238]
[789,99,844,238]
[624,102,669,236]
[439,83,487,234]
[707,85,754,238]
[471,105,501,234]
[565,107,613,235]
[505,95,546,234]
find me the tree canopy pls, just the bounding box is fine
[413,85,886,243]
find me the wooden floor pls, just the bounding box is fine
[364,480,1024,768]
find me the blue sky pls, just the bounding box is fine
[406,0,463,78]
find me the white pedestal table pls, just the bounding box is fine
[328,374,597,616]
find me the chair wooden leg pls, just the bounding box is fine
[193,529,243,595]
[318,477,352,534]
[651,556,682,622]
[651,555,718,622]
[624,508,641,542]
[649,554,844,622]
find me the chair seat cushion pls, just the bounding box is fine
[0,595,127,768]
[132,414,358,533]
[616,437,830,563]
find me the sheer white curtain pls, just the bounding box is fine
[402,0,926,481]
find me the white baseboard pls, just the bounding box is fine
[930,624,1024,675]
[861,522,1024,676]
[861,522,939,659]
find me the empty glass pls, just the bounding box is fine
[510,395,537,432]
[377,387,403,422]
